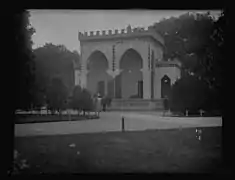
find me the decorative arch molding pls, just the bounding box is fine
[81,44,112,71]
[115,40,148,70]
[86,50,109,70]
[161,74,171,83]
[119,48,143,70]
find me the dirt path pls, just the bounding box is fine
[15,112,222,137]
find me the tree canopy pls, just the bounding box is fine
[70,86,94,113]
[15,10,36,110]
[153,10,225,113]
[153,11,224,90]
[46,77,68,113]
[33,43,80,108]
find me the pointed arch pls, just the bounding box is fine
[86,50,112,96]
[116,48,143,99]
[161,75,171,98]
[87,50,109,71]
[119,48,143,70]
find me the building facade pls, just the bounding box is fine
[74,25,181,103]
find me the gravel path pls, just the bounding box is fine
[15,112,222,137]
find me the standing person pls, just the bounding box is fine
[163,95,169,116]
[92,94,97,117]
[101,96,107,112]
[96,93,102,117]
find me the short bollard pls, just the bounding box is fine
[121,116,125,132]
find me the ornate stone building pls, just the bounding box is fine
[74,25,181,110]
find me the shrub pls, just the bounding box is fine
[101,96,112,107]
[169,75,209,114]
[70,86,94,115]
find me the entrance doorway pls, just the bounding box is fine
[97,81,105,97]
[119,49,143,99]
[137,80,143,98]
[161,75,171,98]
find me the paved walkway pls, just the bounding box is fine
[15,112,222,137]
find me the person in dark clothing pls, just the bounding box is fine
[101,97,106,112]
[163,96,169,116]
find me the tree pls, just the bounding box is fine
[80,89,94,114]
[33,43,80,106]
[15,10,36,110]
[46,77,68,115]
[154,12,215,69]
[69,85,83,114]
[169,74,209,114]
[70,86,94,116]
[153,11,224,112]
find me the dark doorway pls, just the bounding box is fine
[107,80,114,98]
[97,81,105,97]
[161,75,171,98]
[119,49,143,99]
[137,80,143,98]
[87,51,109,96]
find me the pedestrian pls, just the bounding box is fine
[92,94,98,117]
[95,93,102,117]
[101,97,107,112]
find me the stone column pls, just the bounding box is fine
[154,73,161,99]
[140,44,151,99]
[80,54,88,89]
[141,68,151,99]
[74,69,82,86]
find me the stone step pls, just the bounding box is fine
[107,99,164,111]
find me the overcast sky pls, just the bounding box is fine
[30,10,221,53]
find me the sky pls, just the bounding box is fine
[30,10,221,53]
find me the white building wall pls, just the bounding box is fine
[80,38,164,99]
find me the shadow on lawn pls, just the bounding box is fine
[13,127,226,175]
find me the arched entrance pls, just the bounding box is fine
[161,75,171,98]
[87,51,111,97]
[118,49,143,99]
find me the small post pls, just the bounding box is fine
[186,109,188,117]
[199,109,204,117]
[68,109,71,121]
[121,116,125,132]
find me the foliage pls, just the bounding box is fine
[70,86,94,113]
[101,96,112,107]
[69,85,83,111]
[15,10,36,110]
[9,150,30,175]
[80,89,94,112]
[46,78,68,114]
[33,43,80,107]
[169,74,213,113]
[153,11,224,113]
[153,11,224,91]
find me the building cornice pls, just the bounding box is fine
[155,59,182,68]
[78,26,164,47]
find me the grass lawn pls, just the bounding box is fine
[14,127,224,174]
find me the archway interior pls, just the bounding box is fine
[161,75,171,98]
[87,51,111,97]
[118,49,143,99]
